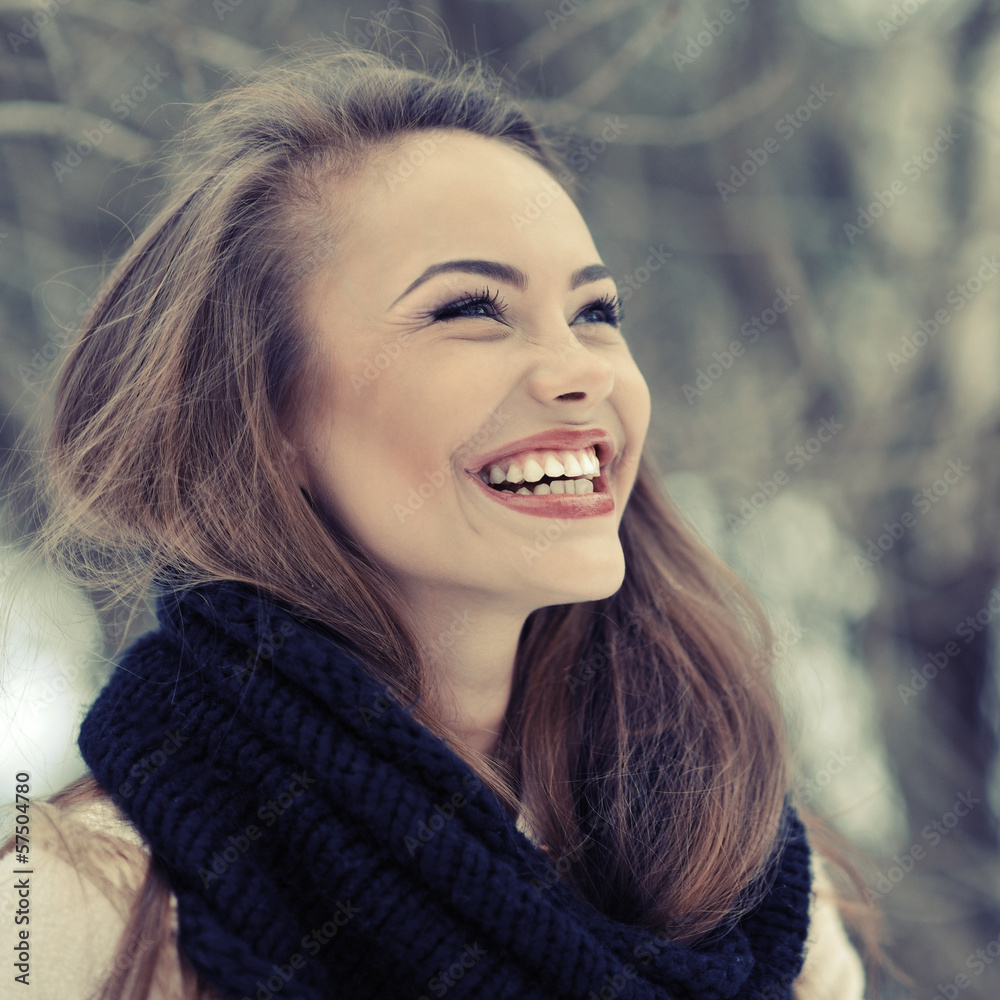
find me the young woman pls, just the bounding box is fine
[2,45,870,999]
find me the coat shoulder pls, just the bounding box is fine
[793,849,867,1000]
[1,775,208,1000]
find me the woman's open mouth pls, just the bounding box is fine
[468,444,614,518]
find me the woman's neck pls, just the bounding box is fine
[406,593,527,757]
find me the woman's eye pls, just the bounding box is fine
[573,294,624,328]
[432,287,507,322]
[425,288,624,330]
[442,301,496,319]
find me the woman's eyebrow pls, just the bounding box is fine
[389,260,614,307]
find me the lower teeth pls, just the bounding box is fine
[504,479,594,496]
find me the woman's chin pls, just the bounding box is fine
[523,550,626,608]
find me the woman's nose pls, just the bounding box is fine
[523,328,616,407]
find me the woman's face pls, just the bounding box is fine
[293,130,651,616]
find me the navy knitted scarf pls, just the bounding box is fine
[78,580,813,1000]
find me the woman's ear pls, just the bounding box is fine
[279,432,309,490]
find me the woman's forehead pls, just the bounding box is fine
[324,133,596,278]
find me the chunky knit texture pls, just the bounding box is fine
[78,580,813,1000]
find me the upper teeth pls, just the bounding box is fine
[484,447,601,487]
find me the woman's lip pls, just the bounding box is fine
[466,469,614,518]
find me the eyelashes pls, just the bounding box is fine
[430,286,509,322]
[424,286,624,327]
[575,292,624,327]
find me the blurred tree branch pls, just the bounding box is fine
[509,0,644,67]
[0,0,263,74]
[0,101,154,160]
[530,55,800,145]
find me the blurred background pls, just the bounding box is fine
[1,0,998,995]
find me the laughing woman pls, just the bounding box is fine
[2,45,870,1000]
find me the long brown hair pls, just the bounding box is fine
[15,41,877,996]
